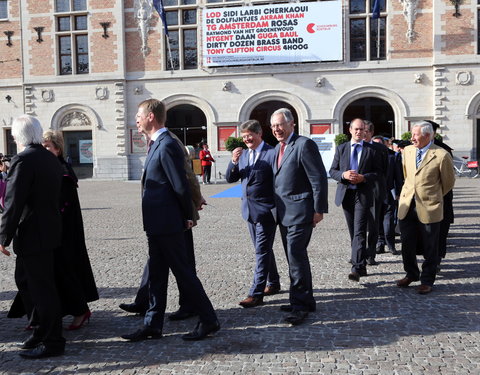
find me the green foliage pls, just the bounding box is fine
[401,131,411,141]
[334,133,349,146]
[224,137,247,151]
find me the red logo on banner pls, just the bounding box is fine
[307,23,316,33]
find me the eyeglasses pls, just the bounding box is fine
[270,122,289,129]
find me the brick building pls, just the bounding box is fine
[0,0,479,179]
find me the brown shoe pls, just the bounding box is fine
[239,296,264,308]
[416,285,432,294]
[396,277,419,287]
[264,285,281,296]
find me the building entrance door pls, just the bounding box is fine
[63,131,93,179]
[167,104,207,151]
[343,97,395,137]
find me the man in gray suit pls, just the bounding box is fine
[271,108,328,325]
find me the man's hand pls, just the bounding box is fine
[343,170,365,184]
[197,196,207,210]
[231,147,243,163]
[312,212,324,228]
[0,244,10,256]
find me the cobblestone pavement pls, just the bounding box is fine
[0,177,479,374]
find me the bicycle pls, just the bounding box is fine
[453,156,479,178]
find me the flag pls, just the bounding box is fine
[153,0,169,36]
[372,0,380,20]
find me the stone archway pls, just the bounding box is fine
[249,101,298,146]
[332,86,408,136]
[51,104,97,179]
[343,97,395,136]
[166,104,207,148]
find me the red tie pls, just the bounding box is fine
[277,142,286,168]
[147,139,153,154]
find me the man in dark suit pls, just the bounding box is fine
[119,130,205,321]
[0,115,65,359]
[225,120,280,308]
[122,99,219,342]
[373,136,403,255]
[363,120,389,265]
[396,122,455,294]
[271,108,328,325]
[329,118,381,281]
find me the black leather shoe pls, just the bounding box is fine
[121,326,162,342]
[182,320,220,341]
[17,336,42,350]
[348,272,361,281]
[284,310,308,325]
[376,245,385,254]
[388,248,401,255]
[168,309,197,321]
[366,257,379,266]
[119,303,147,315]
[19,344,64,359]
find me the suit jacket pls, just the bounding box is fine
[142,131,193,235]
[0,144,62,255]
[385,149,403,202]
[225,143,275,223]
[369,141,389,203]
[329,141,380,207]
[398,144,455,224]
[273,134,328,226]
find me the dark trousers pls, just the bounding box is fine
[399,203,440,286]
[15,250,65,351]
[366,195,382,260]
[279,223,315,312]
[247,220,279,296]
[144,232,216,331]
[377,200,396,251]
[202,165,212,183]
[342,189,368,273]
[135,229,196,312]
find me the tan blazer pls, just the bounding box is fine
[398,144,455,224]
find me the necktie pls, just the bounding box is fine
[249,149,256,166]
[147,139,154,154]
[277,142,286,168]
[416,149,422,168]
[350,143,359,171]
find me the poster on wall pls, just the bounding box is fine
[218,126,238,151]
[311,134,335,177]
[202,1,342,67]
[79,140,93,164]
[131,129,148,154]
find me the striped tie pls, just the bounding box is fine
[416,149,422,169]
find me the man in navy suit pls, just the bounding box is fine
[122,99,219,342]
[225,120,280,308]
[329,118,380,281]
[271,108,328,325]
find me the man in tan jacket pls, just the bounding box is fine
[396,122,455,294]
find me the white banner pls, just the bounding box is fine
[202,1,342,67]
[79,140,93,164]
[311,134,336,177]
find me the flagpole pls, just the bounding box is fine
[376,17,380,60]
[165,34,174,71]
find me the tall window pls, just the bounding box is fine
[0,0,7,19]
[349,0,386,61]
[164,0,198,70]
[55,0,88,75]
